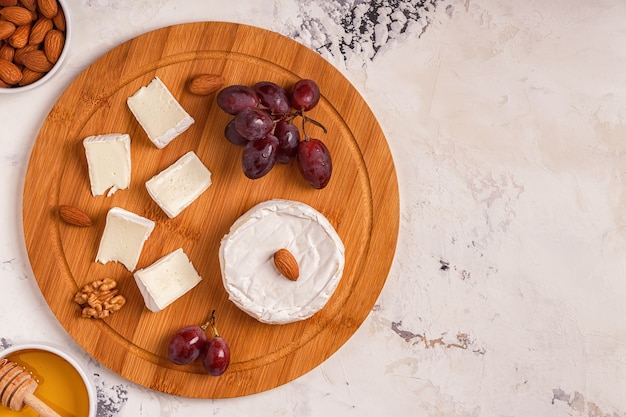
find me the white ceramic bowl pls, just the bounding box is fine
[0,0,71,93]
[0,342,96,417]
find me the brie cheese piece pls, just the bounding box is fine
[96,207,155,272]
[127,77,195,149]
[83,133,131,197]
[145,151,212,218]
[133,248,203,313]
[219,199,345,325]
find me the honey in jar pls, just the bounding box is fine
[3,348,91,417]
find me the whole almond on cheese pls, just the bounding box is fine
[21,49,52,72]
[43,28,62,63]
[0,58,22,84]
[0,6,35,26]
[29,17,52,44]
[18,67,43,86]
[59,205,92,227]
[37,0,57,18]
[8,23,29,48]
[0,21,16,40]
[188,74,224,96]
[273,248,300,281]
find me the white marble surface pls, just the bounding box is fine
[1,0,625,415]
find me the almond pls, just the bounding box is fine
[59,205,92,227]
[29,16,52,44]
[21,49,52,72]
[51,6,64,30]
[273,248,300,281]
[8,23,29,48]
[0,6,34,26]
[18,67,43,85]
[13,42,36,65]
[0,58,21,84]
[0,44,14,61]
[37,0,57,18]
[18,0,36,11]
[43,28,62,62]
[0,0,18,6]
[0,21,16,40]
[188,74,224,96]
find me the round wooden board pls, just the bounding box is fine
[22,22,399,398]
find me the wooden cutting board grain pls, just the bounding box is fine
[22,22,399,398]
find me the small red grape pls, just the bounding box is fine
[253,81,291,115]
[297,138,332,189]
[224,119,250,147]
[217,85,259,115]
[274,120,300,164]
[234,107,274,141]
[202,311,230,376]
[202,336,231,376]
[290,79,320,111]
[168,325,207,365]
[242,134,279,179]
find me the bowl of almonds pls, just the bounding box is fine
[0,0,69,92]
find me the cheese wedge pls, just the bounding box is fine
[127,77,195,149]
[83,133,131,197]
[96,207,155,272]
[219,199,345,324]
[145,151,212,218]
[133,248,203,313]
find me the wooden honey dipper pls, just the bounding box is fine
[0,358,62,417]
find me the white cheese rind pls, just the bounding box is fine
[133,248,203,313]
[145,151,212,218]
[219,199,345,325]
[83,133,131,197]
[127,77,195,149]
[96,207,155,272]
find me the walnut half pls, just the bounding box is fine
[73,278,126,319]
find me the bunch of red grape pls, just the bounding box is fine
[217,79,332,189]
[168,311,230,376]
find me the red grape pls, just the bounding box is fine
[290,79,320,111]
[224,119,250,146]
[217,78,332,190]
[201,311,230,376]
[168,325,207,365]
[253,81,291,115]
[202,336,231,376]
[217,85,259,115]
[274,120,300,164]
[297,138,332,189]
[234,107,274,141]
[242,134,279,179]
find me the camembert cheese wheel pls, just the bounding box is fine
[219,199,345,325]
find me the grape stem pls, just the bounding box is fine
[278,110,327,141]
[209,310,219,337]
[200,310,219,337]
[301,114,327,140]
